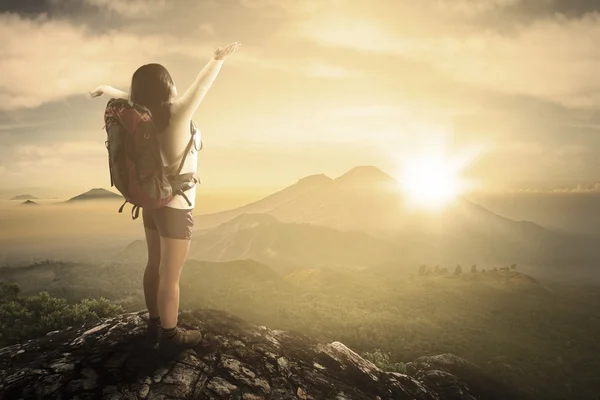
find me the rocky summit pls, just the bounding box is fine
[0,309,518,400]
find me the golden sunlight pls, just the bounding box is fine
[395,136,484,211]
[399,154,465,210]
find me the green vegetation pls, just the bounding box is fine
[1,260,599,399]
[362,348,407,374]
[0,281,123,347]
[179,264,600,400]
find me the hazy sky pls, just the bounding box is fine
[2,0,600,195]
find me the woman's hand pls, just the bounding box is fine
[89,85,129,100]
[213,42,241,60]
[89,85,105,98]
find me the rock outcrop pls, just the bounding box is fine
[406,354,519,400]
[0,309,519,399]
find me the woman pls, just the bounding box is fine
[90,42,240,351]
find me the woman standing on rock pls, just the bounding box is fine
[90,42,240,351]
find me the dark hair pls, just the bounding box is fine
[130,63,174,132]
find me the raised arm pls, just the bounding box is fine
[89,85,128,100]
[171,42,240,119]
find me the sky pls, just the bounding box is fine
[2,0,600,196]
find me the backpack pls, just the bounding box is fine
[103,98,201,220]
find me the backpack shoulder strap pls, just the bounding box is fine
[175,121,198,177]
[191,121,202,151]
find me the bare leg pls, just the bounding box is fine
[157,236,191,329]
[143,228,161,318]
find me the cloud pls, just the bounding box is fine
[12,140,102,159]
[510,183,600,194]
[493,140,589,159]
[331,105,408,118]
[1,0,599,192]
[304,62,358,78]
[240,0,523,20]
[3,140,104,171]
[0,8,343,112]
[495,141,545,156]
[198,23,216,36]
[551,184,600,193]
[432,0,522,17]
[237,0,323,18]
[79,0,172,17]
[0,139,109,188]
[285,3,600,108]
[0,13,214,111]
[0,119,61,131]
[0,134,142,192]
[286,16,407,54]
[237,52,358,79]
[563,122,600,132]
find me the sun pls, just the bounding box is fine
[398,153,471,211]
[389,124,487,211]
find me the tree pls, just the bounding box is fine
[510,264,517,270]
[471,264,477,273]
[454,265,463,275]
[0,281,19,300]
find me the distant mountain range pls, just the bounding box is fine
[116,213,416,274]
[194,166,401,233]
[66,188,122,202]
[472,192,600,238]
[193,166,547,238]
[114,166,600,279]
[6,188,121,204]
[20,200,39,206]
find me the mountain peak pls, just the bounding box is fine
[87,188,119,195]
[67,188,122,202]
[296,173,332,185]
[335,166,397,184]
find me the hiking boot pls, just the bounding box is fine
[159,327,202,353]
[146,320,161,349]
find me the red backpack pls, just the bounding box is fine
[103,98,201,219]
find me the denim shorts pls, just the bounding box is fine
[142,206,194,240]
